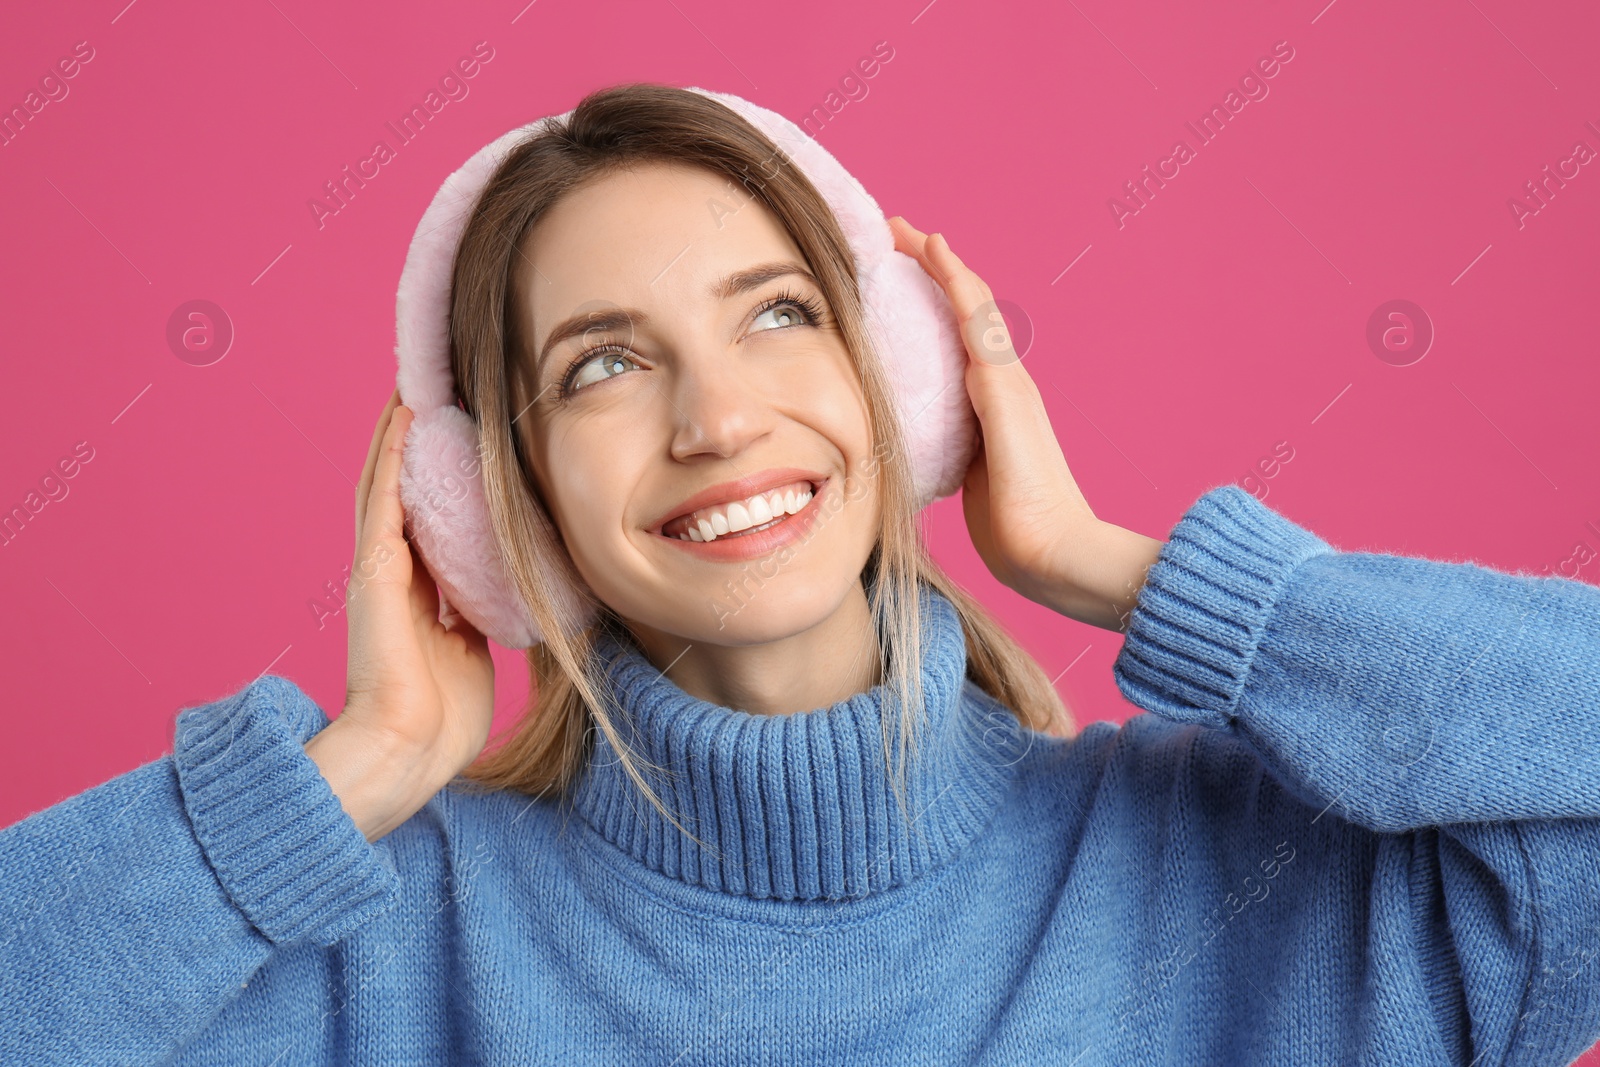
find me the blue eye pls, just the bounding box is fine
[561,348,641,395]
[752,289,827,334]
[752,301,809,331]
[554,288,828,400]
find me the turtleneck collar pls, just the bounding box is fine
[569,583,1030,902]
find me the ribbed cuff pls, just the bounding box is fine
[1112,485,1334,727]
[172,674,400,948]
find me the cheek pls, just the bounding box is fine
[535,425,634,553]
[776,352,880,530]
[774,345,872,450]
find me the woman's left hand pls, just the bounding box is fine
[889,216,1166,631]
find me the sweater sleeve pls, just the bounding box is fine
[0,675,401,1066]
[1113,484,1600,828]
[1111,485,1600,1064]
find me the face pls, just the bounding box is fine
[514,161,881,648]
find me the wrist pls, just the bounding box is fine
[1025,520,1167,632]
[305,715,451,843]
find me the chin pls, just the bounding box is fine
[598,565,862,649]
[701,585,844,647]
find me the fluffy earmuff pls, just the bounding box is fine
[393,87,977,649]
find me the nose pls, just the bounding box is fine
[665,351,776,464]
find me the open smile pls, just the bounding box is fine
[652,477,829,562]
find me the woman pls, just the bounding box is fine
[4,83,1599,1066]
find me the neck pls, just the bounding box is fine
[576,580,1031,901]
[623,578,883,715]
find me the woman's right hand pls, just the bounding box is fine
[306,389,496,842]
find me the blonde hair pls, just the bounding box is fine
[443,82,1072,855]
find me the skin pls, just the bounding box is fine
[312,165,1168,842]
[513,161,886,716]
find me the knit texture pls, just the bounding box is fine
[3,484,1599,1065]
[570,588,1027,901]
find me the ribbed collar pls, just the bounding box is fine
[569,583,1029,902]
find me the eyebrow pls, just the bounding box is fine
[534,261,820,377]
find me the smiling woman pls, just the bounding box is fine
[443,84,1070,812]
[8,79,1600,1067]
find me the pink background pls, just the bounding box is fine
[2,0,1597,1050]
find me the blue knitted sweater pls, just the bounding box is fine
[4,485,1600,1065]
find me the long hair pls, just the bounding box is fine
[442,82,1072,853]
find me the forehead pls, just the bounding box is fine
[518,161,803,318]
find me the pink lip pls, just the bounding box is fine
[649,467,827,534]
[655,477,831,562]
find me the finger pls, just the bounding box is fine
[442,600,491,656]
[891,217,993,309]
[903,230,1058,498]
[435,582,485,647]
[439,594,463,630]
[890,216,971,298]
[962,438,992,539]
[889,217,941,283]
[924,232,984,294]
[890,219,1019,365]
[405,529,443,631]
[920,234,1000,336]
[889,215,929,261]
[362,402,414,553]
[357,389,402,544]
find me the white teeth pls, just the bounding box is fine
[669,482,815,542]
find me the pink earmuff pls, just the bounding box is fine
[393,86,977,649]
